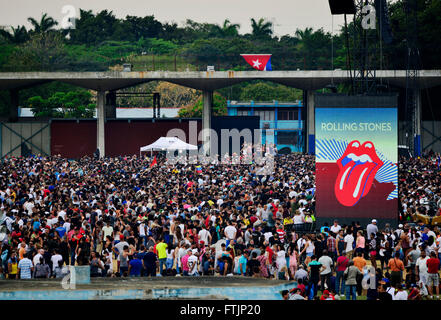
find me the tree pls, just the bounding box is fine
[0,25,30,44]
[155,82,199,108]
[239,82,302,102]
[4,32,69,71]
[27,13,58,34]
[250,18,273,39]
[27,90,95,118]
[178,92,227,117]
[69,10,120,45]
[214,19,240,38]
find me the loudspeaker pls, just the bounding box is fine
[328,0,356,14]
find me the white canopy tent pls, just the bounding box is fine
[140,137,197,156]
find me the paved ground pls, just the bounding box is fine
[0,276,293,291]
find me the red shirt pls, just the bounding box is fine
[266,247,274,264]
[336,256,349,272]
[427,258,440,274]
[297,283,306,295]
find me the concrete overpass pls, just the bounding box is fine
[1,70,440,156]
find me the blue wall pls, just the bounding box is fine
[0,282,298,300]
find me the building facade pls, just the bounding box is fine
[227,100,304,153]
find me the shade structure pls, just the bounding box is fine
[140,137,198,153]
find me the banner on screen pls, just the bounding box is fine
[315,106,398,220]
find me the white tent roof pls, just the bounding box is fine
[140,137,198,152]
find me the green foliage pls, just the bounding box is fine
[239,82,302,102]
[250,18,273,39]
[139,38,179,55]
[26,90,95,118]
[2,32,69,71]
[0,26,30,44]
[0,2,440,104]
[178,92,227,118]
[27,13,58,34]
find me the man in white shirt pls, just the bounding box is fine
[224,222,237,246]
[187,250,199,276]
[50,250,63,271]
[366,219,379,240]
[102,223,114,240]
[198,225,211,246]
[318,250,334,291]
[33,249,44,266]
[330,220,341,234]
[344,232,355,259]
[416,250,429,285]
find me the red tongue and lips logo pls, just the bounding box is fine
[334,140,383,207]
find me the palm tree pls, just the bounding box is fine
[0,25,30,44]
[215,19,240,37]
[295,27,314,41]
[250,18,273,39]
[27,13,58,34]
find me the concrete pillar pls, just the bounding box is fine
[9,89,19,122]
[202,90,213,156]
[414,89,422,156]
[97,91,106,158]
[105,91,117,119]
[306,90,315,155]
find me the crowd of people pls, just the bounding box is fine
[0,148,440,300]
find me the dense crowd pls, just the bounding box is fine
[0,148,440,300]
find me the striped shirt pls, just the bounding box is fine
[327,236,336,253]
[18,258,33,279]
[276,229,286,243]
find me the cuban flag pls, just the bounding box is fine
[240,54,272,71]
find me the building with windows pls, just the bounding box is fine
[227,100,305,153]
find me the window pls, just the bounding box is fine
[237,109,250,116]
[255,110,274,120]
[277,109,299,120]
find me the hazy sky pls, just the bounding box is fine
[0,0,347,36]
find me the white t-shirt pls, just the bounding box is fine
[261,232,272,243]
[63,222,71,233]
[276,251,287,272]
[318,255,333,275]
[344,234,355,252]
[58,210,67,220]
[187,255,198,275]
[51,254,63,271]
[33,253,43,266]
[198,229,210,244]
[305,240,315,254]
[102,226,114,239]
[224,226,237,240]
[138,224,146,237]
[416,256,429,275]
[330,225,341,234]
[293,215,304,224]
[114,241,129,254]
[393,290,408,300]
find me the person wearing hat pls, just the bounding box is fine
[188,249,199,276]
[366,219,379,241]
[320,289,335,300]
[128,253,143,277]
